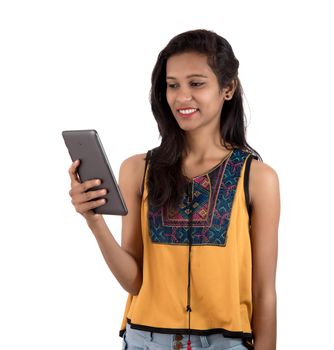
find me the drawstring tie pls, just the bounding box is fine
[186,181,193,350]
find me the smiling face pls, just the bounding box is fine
[166,51,230,132]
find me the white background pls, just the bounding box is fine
[0,0,333,349]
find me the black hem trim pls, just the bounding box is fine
[119,318,253,342]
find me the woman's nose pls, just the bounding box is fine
[176,87,192,102]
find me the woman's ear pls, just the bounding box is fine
[223,78,238,100]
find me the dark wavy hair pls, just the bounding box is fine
[146,29,262,211]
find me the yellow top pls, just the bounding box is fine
[119,148,254,344]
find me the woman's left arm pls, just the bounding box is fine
[249,159,281,350]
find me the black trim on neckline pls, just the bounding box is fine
[188,148,234,180]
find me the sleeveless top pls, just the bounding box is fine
[119,148,257,349]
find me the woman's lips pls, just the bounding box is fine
[176,108,199,118]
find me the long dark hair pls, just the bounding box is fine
[147,29,262,211]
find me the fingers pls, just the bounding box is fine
[71,187,107,204]
[74,197,106,214]
[69,180,107,215]
[68,159,108,216]
[68,159,81,184]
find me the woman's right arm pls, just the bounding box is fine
[68,154,146,295]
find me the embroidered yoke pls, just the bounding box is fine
[119,148,256,346]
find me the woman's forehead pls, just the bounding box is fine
[166,52,213,78]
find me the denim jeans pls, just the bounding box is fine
[121,322,248,350]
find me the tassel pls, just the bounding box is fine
[187,339,192,350]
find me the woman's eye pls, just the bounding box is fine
[167,82,204,89]
[191,82,204,87]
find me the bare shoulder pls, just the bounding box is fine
[248,158,280,207]
[119,153,147,196]
[121,153,147,169]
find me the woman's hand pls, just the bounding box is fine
[68,159,107,223]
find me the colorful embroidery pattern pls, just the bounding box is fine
[148,148,250,246]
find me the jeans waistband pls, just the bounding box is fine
[125,322,244,349]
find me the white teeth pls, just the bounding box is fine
[178,108,198,114]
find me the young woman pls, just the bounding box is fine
[68,29,280,350]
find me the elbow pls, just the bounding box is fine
[252,288,277,305]
[252,281,276,301]
[125,274,143,296]
[129,288,140,296]
[126,283,142,296]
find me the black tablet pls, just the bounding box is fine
[62,129,128,216]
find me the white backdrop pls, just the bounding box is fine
[1,1,333,349]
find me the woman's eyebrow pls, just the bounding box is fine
[166,74,209,80]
